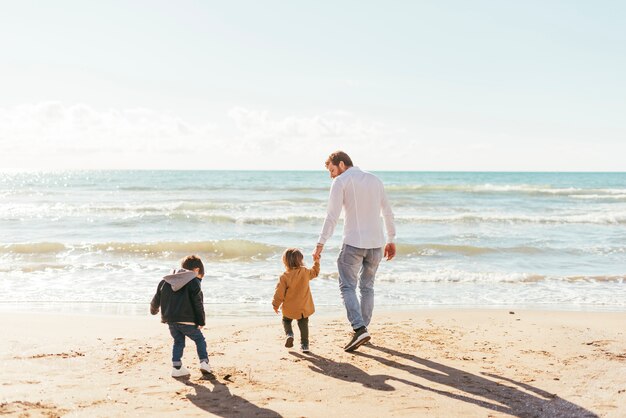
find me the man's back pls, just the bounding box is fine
[320,166,395,249]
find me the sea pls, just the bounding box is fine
[1,170,625,316]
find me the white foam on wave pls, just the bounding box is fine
[386,183,626,197]
[2,266,625,309]
[396,211,626,225]
[569,194,626,200]
[374,270,626,284]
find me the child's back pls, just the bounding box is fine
[274,263,319,320]
[151,268,205,326]
[150,255,212,378]
[272,248,320,352]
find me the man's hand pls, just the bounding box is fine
[197,325,204,330]
[273,306,279,314]
[312,243,324,260]
[384,243,396,261]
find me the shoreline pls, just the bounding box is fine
[1,301,625,318]
[1,309,625,417]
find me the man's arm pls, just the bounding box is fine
[381,183,396,260]
[314,180,343,258]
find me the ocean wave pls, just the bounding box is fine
[169,214,325,225]
[235,215,324,225]
[0,240,283,260]
[0,203,327,224]
[396,213,626,225]
[26,203,626,226]
[569,194,626,200]
[112,183,626,197]
[557,275,626,283]
[118,185,329,192]
[118,186,157,191]
[396,243,542,256]
[1,242,67,254]
[3,240,623,261]
[174,202,234,211]
[375,271,626,284]
[18,263,70,273]
[386,184,626,197]
[167,213,237,223]
[92,240,281,259]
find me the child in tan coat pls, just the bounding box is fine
[272,248,320,352]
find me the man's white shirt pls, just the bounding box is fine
[318,167,396,249]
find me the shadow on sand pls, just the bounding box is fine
[177,375,282,417]
[290,351,399,391]
[293,345,597,417]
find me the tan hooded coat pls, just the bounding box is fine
[272,261,320,319]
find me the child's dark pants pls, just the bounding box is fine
[282,316,308,345]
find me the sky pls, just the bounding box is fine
[0,1,625,171]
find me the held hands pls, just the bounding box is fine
[384,243,396,261]
[312,243,324,260]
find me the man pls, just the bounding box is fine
[314,151,396,352]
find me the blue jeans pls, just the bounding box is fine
[168,323,208,366]
[337,244,383,330]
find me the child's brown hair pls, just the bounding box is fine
[181,255,204,276]
[282,248,304,270]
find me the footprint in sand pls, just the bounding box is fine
[15,351,85,359]
[0,400,68,417]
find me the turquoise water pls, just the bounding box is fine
[1,170,625,314]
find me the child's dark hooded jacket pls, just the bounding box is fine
[150,268,205,326]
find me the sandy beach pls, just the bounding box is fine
[1,309,625,417]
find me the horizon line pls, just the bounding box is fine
[1,168,624,174]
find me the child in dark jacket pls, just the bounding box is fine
[150,255,212,378]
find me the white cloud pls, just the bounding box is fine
[1,102,408,170]
[4,102,620,171]
[224,107,410,169]
[228,107,400,140]
[3,102,215,145]
[0,102,220,169]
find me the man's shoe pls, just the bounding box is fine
[200,361,212,375]
[171,365,190,377]
[344,327,370,352]
[301,343,310,353]
[285,334,294,348]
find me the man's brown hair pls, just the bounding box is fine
[181,255,204,276]
[325,151,353,168]
[282,248,304,270]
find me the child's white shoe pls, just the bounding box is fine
[200,361,212,375]
[171,365,190,377]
